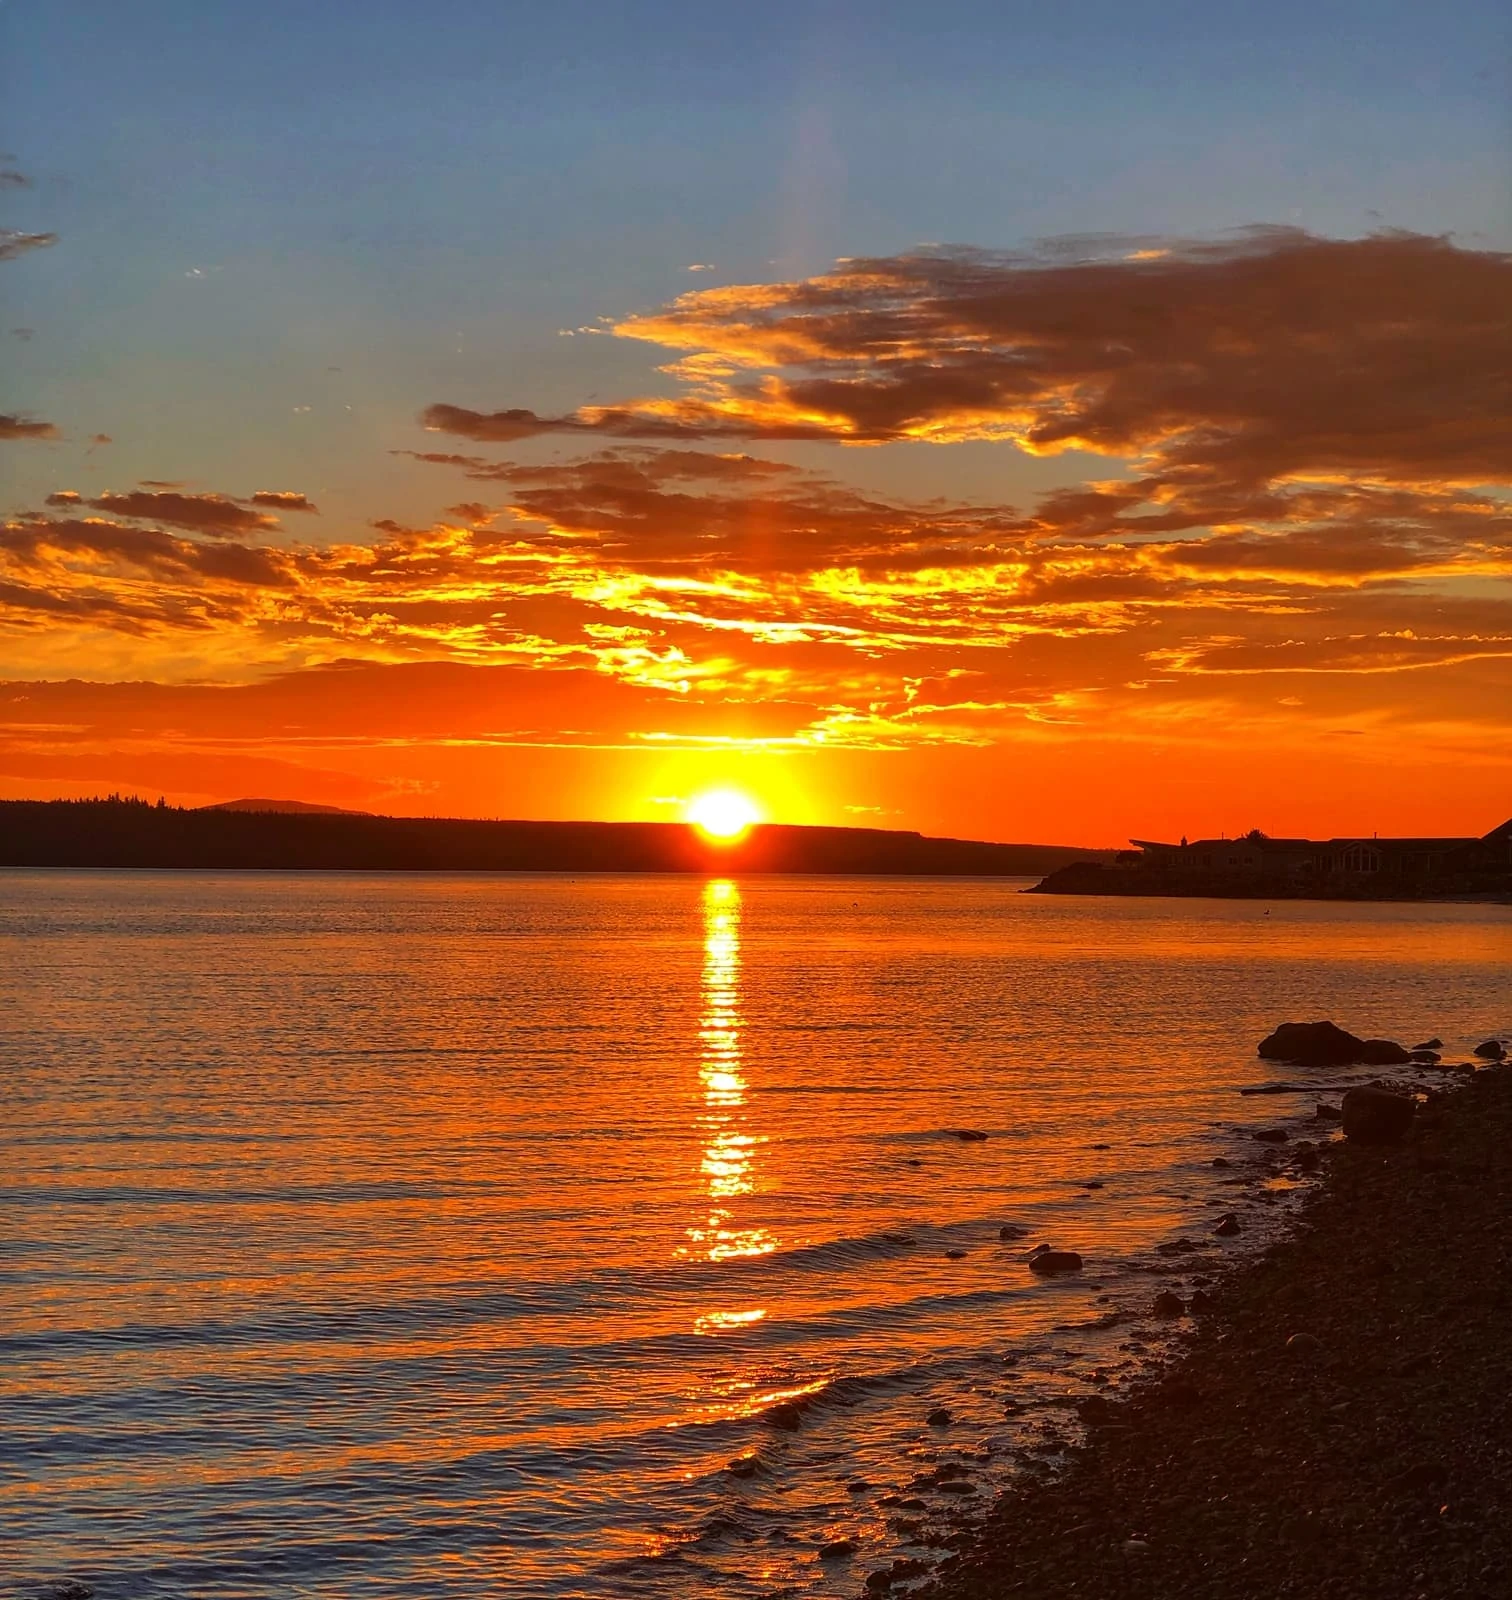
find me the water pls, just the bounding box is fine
[3,872,1508,1599]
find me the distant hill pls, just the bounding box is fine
[199,797,370,816]
[0,797,1116,877]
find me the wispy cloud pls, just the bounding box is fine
[0,413,59,441]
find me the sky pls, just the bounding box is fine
[2,0,1510,844]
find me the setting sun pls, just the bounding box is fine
[687,788,762,842]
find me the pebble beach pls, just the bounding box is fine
[920,1061,1512,1600]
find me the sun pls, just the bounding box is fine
[687,788,762,843]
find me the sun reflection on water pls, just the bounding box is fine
[686,879,776,1270]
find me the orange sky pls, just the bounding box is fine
[5,230,1511,844]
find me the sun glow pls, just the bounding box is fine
[687,787,761,842]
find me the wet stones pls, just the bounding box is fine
[1152,1290,1186,1318]
[1258,1020,1410,1067]
[1076,1393,1115,1423]
[1253,1127,1290,1143]
[818,1538,857,1560]
[952,1128,990,1141]
[1341,1085,1416,1145]
[865,1557,930,1591]
[998,1223,1030,1241]
[927,1406,953,1427]
[1315,1102,1343,1121]
[1214,1213,1242,1237]
[1028,1245,1084,1275]
[1473,1039,1506,1061]
[1413,1038,1443,1051]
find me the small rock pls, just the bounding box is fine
[1189,1288,1216,1315]
[1315,1102,1343,1121]
[1090,1142,1111,1150]
[1076,1394,1114,1423]
[1211,1156,1232,1168]
[944,1249,967,1259]
[1156,1238,1203,1256]
[1286,1331,1323,1354]
[819,1539,857,1560]
[1409,1050,1442,1064]
[998,1224,1029,1241]
[1473,1039,1506,1061]
[926,1406,952,1427]
[952,1128,990,1141]
[1252,1127,1289,1143]
[1342,1085,1415,1145]
[1028,1247,1084,1275]
[1122,1539,1150,1556]
[1412,1038,1443,1051]
[846,1479,872,1493]
[1083,1180,1105,1189]
[1213,1213,1241,1237]
[1152,1290,1185,1318]
[47,1588,94,1600]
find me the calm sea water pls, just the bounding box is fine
[3,872,1509,1599]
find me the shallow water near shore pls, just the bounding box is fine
[4,872,1509,1599]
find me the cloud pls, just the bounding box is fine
[0,413,59,441]
[425,229,1511,496]
[248,491,319,513]
[0,230,57,262]
[7,229,1512,793]
[87,491,281,536]
[420,401,840,444]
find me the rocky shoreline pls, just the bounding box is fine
[907,1059,1512,1600]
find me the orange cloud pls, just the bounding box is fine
[6,228,1511,837]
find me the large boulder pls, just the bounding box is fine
[1258,1020,1410,1067]
[1027,1245,1084,1275]
[1341,1085,1415,1145]
[1473,1039,1506,1061]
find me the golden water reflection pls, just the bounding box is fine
[686,880,776,1272]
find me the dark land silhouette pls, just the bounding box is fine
[0,797,1115,875]
[1030,820,1512,900]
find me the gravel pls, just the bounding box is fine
[917,1064,1512,1600]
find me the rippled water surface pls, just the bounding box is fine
[4,872,1509,1599]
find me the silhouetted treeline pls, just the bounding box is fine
[0,798,1114,876]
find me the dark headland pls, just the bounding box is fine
[1030,821,1512,901]
[913,1058,1512,1600]
[0,797,1116,876]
